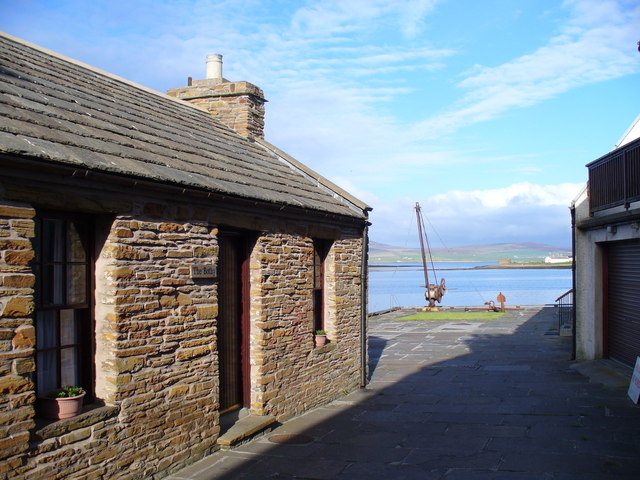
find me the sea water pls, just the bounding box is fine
[368,262,572,313]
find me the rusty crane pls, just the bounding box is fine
[415,202,446,310]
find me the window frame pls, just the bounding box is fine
[312,239,330,334]
[32,212,95,401]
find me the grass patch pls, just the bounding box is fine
[397,311,506,321]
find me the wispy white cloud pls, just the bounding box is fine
[412,0,640,139]
[508,165,544,175]
[431,182,583,208]
[1,0,635,248]
[368,182,584,247]
[399,0,440,38]
[289,0,440,40]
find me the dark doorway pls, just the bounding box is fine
[217,232,252,413]
[604,239,640,367]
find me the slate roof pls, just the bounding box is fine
[0,33,369,220]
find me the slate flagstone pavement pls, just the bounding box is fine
[167,307,640,479]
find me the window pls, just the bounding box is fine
[312,239,330,333]
[32,214,93,400]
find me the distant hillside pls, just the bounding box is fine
[369,241,571,263]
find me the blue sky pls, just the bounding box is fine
[2,0,639,248]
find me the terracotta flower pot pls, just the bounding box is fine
[314,334,327,348]
[38,391,86,420]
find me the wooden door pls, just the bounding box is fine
[217,233,250,413]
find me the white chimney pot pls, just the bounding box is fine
[206,54,223,80]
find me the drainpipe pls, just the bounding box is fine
[360,224,369,387]
[570,203,577,360]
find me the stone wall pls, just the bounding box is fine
[2,199,223,479]
[92,206,221,476]
[0,201,36,478]
[251,232,363,419]
[0,193,365,479]
[167,80,266,138]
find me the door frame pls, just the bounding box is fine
[218,230,254,413]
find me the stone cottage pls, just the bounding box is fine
[0,32,371,479]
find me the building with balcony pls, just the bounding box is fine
[573,117,640,370]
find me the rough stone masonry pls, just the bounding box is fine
[0,196,365,479]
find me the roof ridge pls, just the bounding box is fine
[254,137,371,214]
[0,31,369,220]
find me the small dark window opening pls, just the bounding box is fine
[32,214,94,401]
[313,239,330,333]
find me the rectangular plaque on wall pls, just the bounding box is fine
[190,264,217,279]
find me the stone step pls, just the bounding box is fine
[216,414,277,450]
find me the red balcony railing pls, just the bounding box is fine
[587,136,640,214]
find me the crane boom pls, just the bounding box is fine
[414,202,446,309]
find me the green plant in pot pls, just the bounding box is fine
[39,386,86,420]
[314,330,327,347]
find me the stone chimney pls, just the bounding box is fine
[167,54,267,138]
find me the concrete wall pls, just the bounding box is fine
[0,182,365,479]
[574,193,640,361]
[574,193,603,361]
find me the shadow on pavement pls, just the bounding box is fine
[169,307,640,480]
[367,335,387,381]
